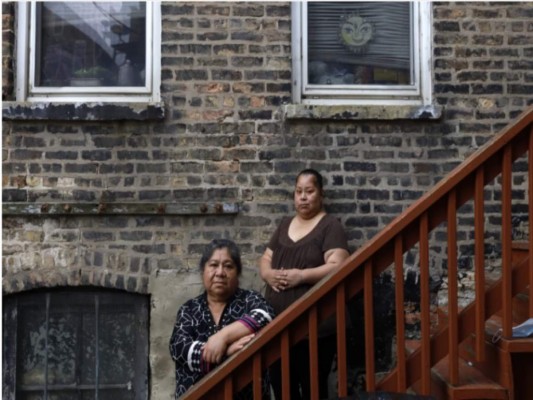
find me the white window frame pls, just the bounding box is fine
[15,1,161,103]
[292,1,432,106]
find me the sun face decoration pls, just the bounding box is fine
[339,14,373,55]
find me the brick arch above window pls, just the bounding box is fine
[3,268,149,296]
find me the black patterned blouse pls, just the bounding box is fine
[169,288,275,399]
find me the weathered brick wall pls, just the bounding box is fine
[2,2,533,398]
[2,2,14,100]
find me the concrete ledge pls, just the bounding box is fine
[2,102,166,121]
[2,202,240,216]
[282,104,442,121]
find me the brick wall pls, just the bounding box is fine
[2,2,14,100]
[2,2,533,398]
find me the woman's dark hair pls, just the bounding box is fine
[199,239,242,275]
[296,168,324,193]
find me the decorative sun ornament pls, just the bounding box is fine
[338,14,373,54]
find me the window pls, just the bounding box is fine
[16,1,161,103]
[291,1,432,106]
[3,289,149,400]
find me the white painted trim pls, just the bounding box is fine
[15,1,30,102]
[419,2,433,106]
[291,2,302,104]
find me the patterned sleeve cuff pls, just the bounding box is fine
[239,308,273,333]
[187,340,205,372]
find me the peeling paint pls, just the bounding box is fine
[283,104,443,121]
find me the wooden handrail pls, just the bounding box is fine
[182,106,533,399]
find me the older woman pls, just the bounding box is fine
[169,239,274,399]
[260,168,350,399]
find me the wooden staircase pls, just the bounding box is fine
[181,107,533,400]
[396,244,533,399]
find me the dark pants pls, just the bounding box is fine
[269,334,337,400]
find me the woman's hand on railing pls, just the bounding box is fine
[226,333,255,357]
[203,331,229,364]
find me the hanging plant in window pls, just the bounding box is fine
[338,14,374,55]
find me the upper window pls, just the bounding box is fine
[16,1,161,103]
[3,289,149,400]
[291,1,432,106]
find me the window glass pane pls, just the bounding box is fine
[18,304,47,386]
[37,2,146,87]
[81,312,96,384]
[81,390,95,400]
[307,2,412,85]
[19,394,44,400]
[47,312,78,385]
[99,389,135,400]
[99,306,136,385]
[48,392,78,400]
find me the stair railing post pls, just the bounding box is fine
[502,145,513,337]
[394,235,406,392]
[474,167,486,361]
[447,189,459,385]
[527,124,533,318]
[419,213,431,395]
[363,261,375,392]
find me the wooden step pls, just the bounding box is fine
[436,293,529,331]
[459,331,514,397]
[460,314,533,400]
[511,241,529,263]
[405,341,509,400]
[484,315,533,353]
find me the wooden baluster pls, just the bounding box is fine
[394,235,406,392]
[420,213,431,395]
[253,353,262,399]
[336,282,348,397]
[309,306,320,400]
[281,330,291,400]
[364,260,375,391]
[529,126,533,318]
[475,167,486,361]
[224,375,233,400]
[502,145,513,337]
[447,189,459,385]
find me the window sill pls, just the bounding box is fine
[2,202,240,216]
[2,101,165,121]
[282,104,442,121]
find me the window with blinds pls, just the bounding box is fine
[292,1,433,106]
[308,2,411,85]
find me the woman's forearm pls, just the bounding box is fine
[299,248,350,285]
[259,250,273,280]
[203,320,253,364]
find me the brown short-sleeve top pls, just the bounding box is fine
[265,213,348,315]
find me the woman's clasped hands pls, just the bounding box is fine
[268,268,303,292]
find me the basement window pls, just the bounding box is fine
[15,1,161,103]
[291,1,433,106]
[3,289,149,400]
